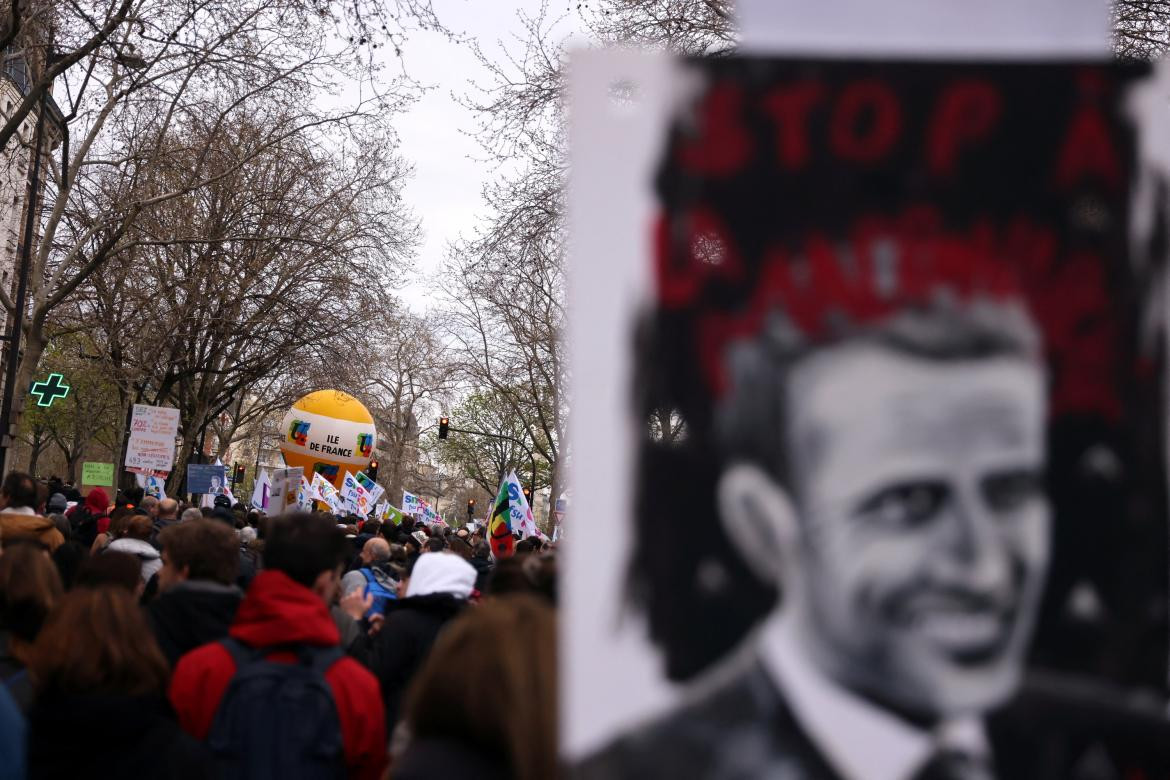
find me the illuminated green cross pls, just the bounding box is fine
[30,373,70,407]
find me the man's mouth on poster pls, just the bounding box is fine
[895,587,1018,666]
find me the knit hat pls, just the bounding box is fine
[47,493,67,513]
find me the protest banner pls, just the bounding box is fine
[124,404,180,473]
[81,462,114,487]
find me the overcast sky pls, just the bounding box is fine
[381,0,582,312]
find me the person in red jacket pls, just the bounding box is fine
[170,512,387,779]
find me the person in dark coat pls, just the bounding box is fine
[146,519,243,666]
[67,487,109,549]
[149,498,181,549]
[346,552,476,730]
[468,540,494,592]
[25,586,212,779]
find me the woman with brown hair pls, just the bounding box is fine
[0,541,63,711]
[393,594,557,780]
[25,586,212,779]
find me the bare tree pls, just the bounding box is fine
[360,311,455,506]
[583,0,734,53]
[3,0,416,446]
[1114,1,1170,56]
[73,111,415,492]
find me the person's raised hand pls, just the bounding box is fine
[339,589,373,622]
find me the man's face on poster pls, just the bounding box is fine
[767,341,1049,720]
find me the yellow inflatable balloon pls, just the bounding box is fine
[279,390,377,488]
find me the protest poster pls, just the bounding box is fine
[310,471,341,513]
[250,469,270,511]
[187,463,226,495]
[402,490,423,517]
[124,404,180,473]
[298,476,313,509]
[135,473,166,499]
[340,471,373,518]
[355,471,385,505]
[267,467,302,516]
[81,462,114,487]
[565,31,1170,780]
[383,504,405,526]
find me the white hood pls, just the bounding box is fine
[107,537,160,560]
[406,552,476,599]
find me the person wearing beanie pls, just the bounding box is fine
[345,552,476,731]
[46,494,67,515]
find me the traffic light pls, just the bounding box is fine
[438,416,449,439]
[367,459,379,480]
[467,498,475,518]
[233,463,245,485]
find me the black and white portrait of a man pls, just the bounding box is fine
[575,58,1170,780]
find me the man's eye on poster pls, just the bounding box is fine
[565,52,1170,780]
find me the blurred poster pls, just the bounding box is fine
[125,404,180,473]
[567,54,1170,780]
[267,466,303,516]
[186,463,226,495]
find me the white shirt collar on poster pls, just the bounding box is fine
[758,614,989,780]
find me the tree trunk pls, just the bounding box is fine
[9,328,46,448]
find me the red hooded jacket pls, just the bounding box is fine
[170,570,387,779]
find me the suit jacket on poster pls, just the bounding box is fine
[575,661,1170,780]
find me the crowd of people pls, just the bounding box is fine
[0,470,557,779]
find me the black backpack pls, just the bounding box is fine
[206,638,346,780]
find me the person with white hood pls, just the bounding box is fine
[105,514,163,586]
[354,551,476,731]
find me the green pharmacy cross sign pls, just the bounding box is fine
[30,373,70,408]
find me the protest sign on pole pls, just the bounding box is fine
[124,404,180,474]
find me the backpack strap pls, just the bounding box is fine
[219,637,264,668]
[360,567,375,585]
[221,636,342,675]
[297,644,344,676]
